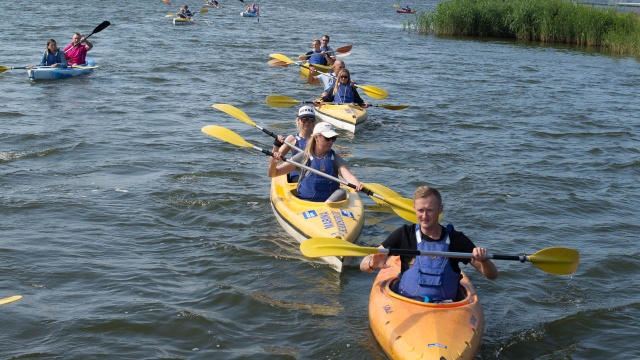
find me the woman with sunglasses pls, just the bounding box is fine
[268,122,363,202]
[272,106,317,183]
[317,69,370,108]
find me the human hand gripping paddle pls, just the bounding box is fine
[300,238,580,275]
[265,95,410,111]
[269,53,389,100]
[201,124,419,223]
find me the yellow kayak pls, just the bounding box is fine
[299,62,332,77]
[173,17,196,25]
[314,103,367,133]
[270,175,364,271]
[369,256,484,359]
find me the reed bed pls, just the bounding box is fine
[406,0,640,55]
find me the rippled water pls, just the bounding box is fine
[1,0,639,358]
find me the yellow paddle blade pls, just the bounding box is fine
[528,247,580,275]
[201,125,252,148]
[212,104,255,126]
[376,104,410,110]
[165,14,177,18]
[383,196,419,223]
[394,4,400,7]
[268,59,289,67]
[266,95,300,108]
[269,53,295,65]
[362,183,401,205]
[0,295,22,306]
[0,66,10,73]
[358,85,389,100]
[301,238,378,258]
[199,8,209,13]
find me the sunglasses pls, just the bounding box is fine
[339,75,349,79]
[322,136,338,142]
[299,116,315,123]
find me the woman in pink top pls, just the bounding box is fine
[63,32,93,66]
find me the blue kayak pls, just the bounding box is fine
[27,57,96,80]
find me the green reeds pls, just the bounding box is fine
[406,0,640,56]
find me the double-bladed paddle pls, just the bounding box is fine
[300,238,580,275]
[201,124,419,223]
[210,103,414,212]
[0,295,22,306]
[64,21,111,54]
[265,94,410,111]
[166,8,208,17]
[269,53,389,100]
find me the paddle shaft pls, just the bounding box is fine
[381,248,526,262]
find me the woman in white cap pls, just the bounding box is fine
[268,122,363,202]
[272,105,317,183]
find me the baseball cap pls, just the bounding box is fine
[312,122,339,138]
[298,105,315,118]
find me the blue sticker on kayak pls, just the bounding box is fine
[341,210,354,218]
[428,343,448,349]
[303,210,318,219]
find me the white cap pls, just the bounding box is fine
[312,122,339,138]
[298,105,315,118]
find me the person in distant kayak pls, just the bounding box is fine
[63,32,93,66]
[30,39,68,68]
[301,39,334,66]
[320,35,335,60]
[308,59,346,98]
[272,106,317,183]
[403,5,411,11]
[315,69,370,108]
[268,122,363,202]
[178,5,193,18]
[360,186,498,303]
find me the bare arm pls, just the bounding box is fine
[307,66,320,85]
[470,247,499,280]
[337,165,363,191]
[360,247,390,273]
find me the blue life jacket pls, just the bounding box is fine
[287,135,308,183]
[308,51,327,66]
[45,52,61,66]
[296,150,339,201]
[398,224,460,302]
[333,84,355,104]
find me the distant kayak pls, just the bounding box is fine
[240,11,259,17]
[396,8,416,13]
[203,3,219,7]
[27,57,96,80]
[173,17,196,25]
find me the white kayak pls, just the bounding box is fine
[27,57,96,80]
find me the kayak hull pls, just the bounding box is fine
[314,103,367,133]
[270,175,364,272]
[369,256,484,360]
[396,9,416,13]
[240,11,259,17]
[173,17,196,25]
[27,58,96,80]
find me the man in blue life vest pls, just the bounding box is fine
[360,186,498,302]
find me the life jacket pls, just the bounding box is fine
[333,84,355,104]
[296,150,339,201]
[287,135,308,183]
[398,224,460,302]
[308,50,327,66]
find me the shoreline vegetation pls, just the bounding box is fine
[405,0,640,56]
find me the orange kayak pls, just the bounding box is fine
[368,256,484,359]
